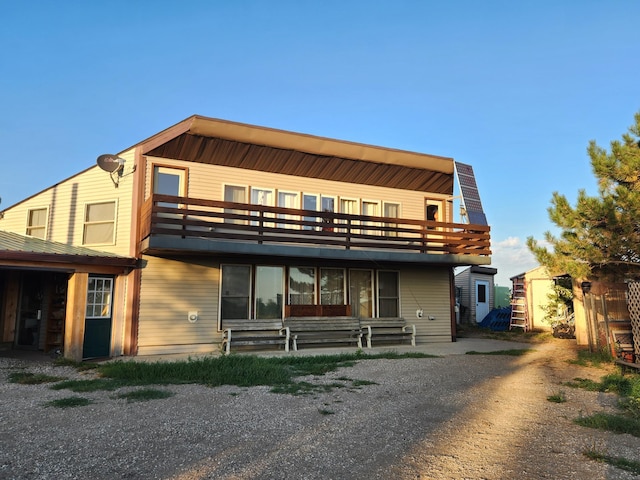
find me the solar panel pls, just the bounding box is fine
[454,161,488,226]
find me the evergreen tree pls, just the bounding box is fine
[527,111,640,281]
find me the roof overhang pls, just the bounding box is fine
[131,115,455,194]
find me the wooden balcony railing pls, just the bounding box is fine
[139,194,491,257]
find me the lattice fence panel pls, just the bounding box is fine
[626,282,640,361]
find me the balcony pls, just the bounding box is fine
[139,194,491,265]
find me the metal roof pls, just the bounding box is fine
[0,230,136,267]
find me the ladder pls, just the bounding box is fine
[510,276,528,331]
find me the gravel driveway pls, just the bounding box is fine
[1,338,639,480]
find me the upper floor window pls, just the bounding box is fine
[83,201,116,245]
[153,166,185,208]
[26,207,48,239]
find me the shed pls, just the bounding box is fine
[455,266,497,324]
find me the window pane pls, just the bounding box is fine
[350,270,373,318]
[221,265,251,321]
[221,298,249,320]
[320,268,345,305]
[289,267,315,305]
[255,266,283,319]
[303,194,318,230]
[378,271,399,317]
[86,202,115,222]
[85,276,113,319]
[84,222,115,245]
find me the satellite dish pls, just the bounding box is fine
[96,154,125,173]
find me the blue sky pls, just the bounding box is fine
[1,1,638,286]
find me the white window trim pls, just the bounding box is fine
[277,190,301,230]
[222,183,248,203]
[25,205,50,239]
[82,199,118,246]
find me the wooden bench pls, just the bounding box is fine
[616,359,640,375]
[283,317,363,351]
[221,320,290,354]
[360,318,416,349]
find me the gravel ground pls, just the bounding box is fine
[1,338,640,480]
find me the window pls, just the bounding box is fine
[383,202,400,237]
[255,266,284,319]
[250,187,274,226]
[224,184,247,224]
[302,194,318,230]
[277,191,299,229]
[83,201,116,245]
[86,276,113,318]
[220,265,251,321]
[26,207,48,239]
[320,268,345,305]
[153,166,185,208]
[350,269,373,318]
[378,271,399,317]
[289,267,316,305]
[321,196,336,232]
[361,200,379,235]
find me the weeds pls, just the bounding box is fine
[45,397,92,408]
[9,372,65,385]
[583,448,640,475]
[574,412,640,437]
[116,388,174,403]
[465,349,532,356]
[568,349,613,368]
[547,391,567,403]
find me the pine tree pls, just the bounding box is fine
[527,111,640,281]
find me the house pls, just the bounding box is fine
[454,266,497,324]
[0,115,491,360]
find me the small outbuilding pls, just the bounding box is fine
[455,266,497,324]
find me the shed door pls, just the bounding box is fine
[475,280,490,323]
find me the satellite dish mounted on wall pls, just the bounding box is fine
[96,154,127,187]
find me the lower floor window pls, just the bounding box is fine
[220,264,400,322]
[220,265,251,320]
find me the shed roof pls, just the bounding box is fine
[0,230,136,268]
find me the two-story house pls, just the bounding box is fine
[0,115,491,360]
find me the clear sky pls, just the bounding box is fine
[1,1,638,287]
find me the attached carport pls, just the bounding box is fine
[0,230,137,361]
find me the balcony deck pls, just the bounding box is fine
[139,195,491,265]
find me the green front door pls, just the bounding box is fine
[82,276,113,359]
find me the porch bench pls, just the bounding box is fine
[616,359,640,375]
[221,320,290,355]
[360,318,416,348]
[283,317,363,351]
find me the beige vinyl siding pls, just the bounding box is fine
[400,267,452,343]
[137,255,220,355]
[0,165,134,256]
[454,267,472,324]
[144,157,449,222]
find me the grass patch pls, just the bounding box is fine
[45,396,92,408]
[547,391,567,403]
[574,412,640,437]
[565,374,632,395]
[53,357,99,371]
[48,351,429,396]
[116,388,174,403]
[568,349,613,368]
[584,448,640,475]
[9,372,65,384]
[465,349,532,356]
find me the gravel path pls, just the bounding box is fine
[1,339,639,480]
